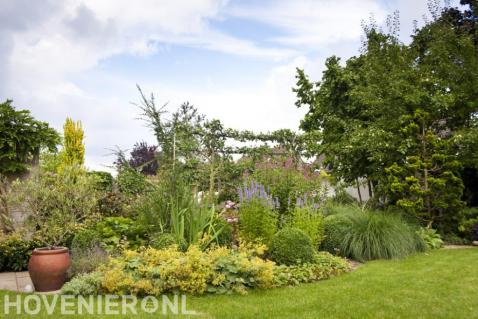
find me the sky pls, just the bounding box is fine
[0,0,458,172]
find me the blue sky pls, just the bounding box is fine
[0,0,456,171]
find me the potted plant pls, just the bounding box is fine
[28,248,70,292]
[27,224,73,292]
[10,168,98,291]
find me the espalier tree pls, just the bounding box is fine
[134,85,309,202]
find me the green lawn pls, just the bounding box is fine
[1,248,477,318]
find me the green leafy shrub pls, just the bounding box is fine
[88,171,113,192]
[321,214,353,254]
[442,233,470,245]
[116,167,147,195]
[208,244,271,295]
[269,228,315,265]
[458,208,478,241]
[9,168,99,247]
[326,210,426,262]
[95,217,148,252]
[290,206,325,248]
[149,233,177,250]
[132,171,181,234]
[62,272,103,296]
[60,117,85,168]
[71,229,101,252]
[416,227,444,250]
[216,218,233,247]
[97,191,131,217]
[0,232,41,271]
[169,201,224,250]
[239,199,277,244]
[100,244,274,296]
[273,252,351,287]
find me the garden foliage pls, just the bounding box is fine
[416,227,444,250]
[101,244,274,295]
[62,272,103,296]
[9,167,99,247]
[116,166,148,195]
[238,182,278,243]
[321,213,353,254]
[458,208,478,241]
[94,217,148,252]
[0,100,59,176]
[293,2,478,231]
[88,171,114,192]
[269,228,316,265]
[321,207,426,261]
[148,233,177,250]
[272,252,350,286]
[289,205,325,248]
[252,156,328,218]
[0,231,41,271]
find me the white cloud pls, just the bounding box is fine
[0,0,446,171]
[134,55,314,134]
[227,0,388,48]
[3,0,295,95]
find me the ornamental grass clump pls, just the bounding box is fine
[342,211,426,261]
[323,209,426,262]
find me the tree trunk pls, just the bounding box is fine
[356,178,363,205]
[209,165,215,204]
[0,179,12,234]
[367,179,373,198]
[421,124,432,222]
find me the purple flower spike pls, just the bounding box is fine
[237,180,276,209]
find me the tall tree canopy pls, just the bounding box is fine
[0,100,59,176]
[294,1,478,229]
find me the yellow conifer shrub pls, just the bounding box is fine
[61,117,85,167]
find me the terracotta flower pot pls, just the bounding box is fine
[28,247,70,292]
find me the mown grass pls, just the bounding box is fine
[0,248,476,318]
